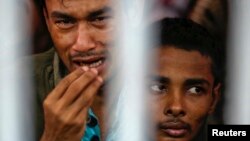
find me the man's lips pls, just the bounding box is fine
[159,121,191,137]
[72,55,107,71]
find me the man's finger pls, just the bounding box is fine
[72,76,103,116]
[58,68,99,107]
[46,67,88,100]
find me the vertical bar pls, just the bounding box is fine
[108,0,154,140]
[225,0,250,124]
[0,0,34,140]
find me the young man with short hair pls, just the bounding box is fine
[148,18,222,141]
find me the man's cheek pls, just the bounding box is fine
[98,30,114,45]
[149,104,163,119]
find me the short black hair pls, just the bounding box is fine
[36,0,45,10]
[152,18,223,85]
[34,0,46,18]
[36,0,66,15]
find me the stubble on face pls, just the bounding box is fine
[149,47,218,141]
[44,0,114,81]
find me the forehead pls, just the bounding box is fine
[45,0,111,15]
[154,47,213,81]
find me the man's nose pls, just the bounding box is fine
[72,25,96,52]
[164,92,186,117]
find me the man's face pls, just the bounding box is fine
[44,0,114,79]
[148,47,220,141]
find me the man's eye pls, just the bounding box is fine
[95,17,106,22]
[55,19,75,29]
[150,84,167,94]
[91,16,112,27]
[187,87,204,95]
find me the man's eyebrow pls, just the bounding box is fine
[88,6,113,18]
[150,75,170,84]
[51,11,74,19]
[184,79,210,86]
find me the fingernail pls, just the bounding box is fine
[90,68,98,75]
[82,66,89,71]
[97,76,103,83]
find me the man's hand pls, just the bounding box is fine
[41,67,103,141]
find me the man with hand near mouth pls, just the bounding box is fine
[148,18,222,141]
[34,0,115,140]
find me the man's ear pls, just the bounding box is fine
[208,83,221,114]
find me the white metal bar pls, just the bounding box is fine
[225,0,250,124]
[108,0,154,140]
[0,0,34,140]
